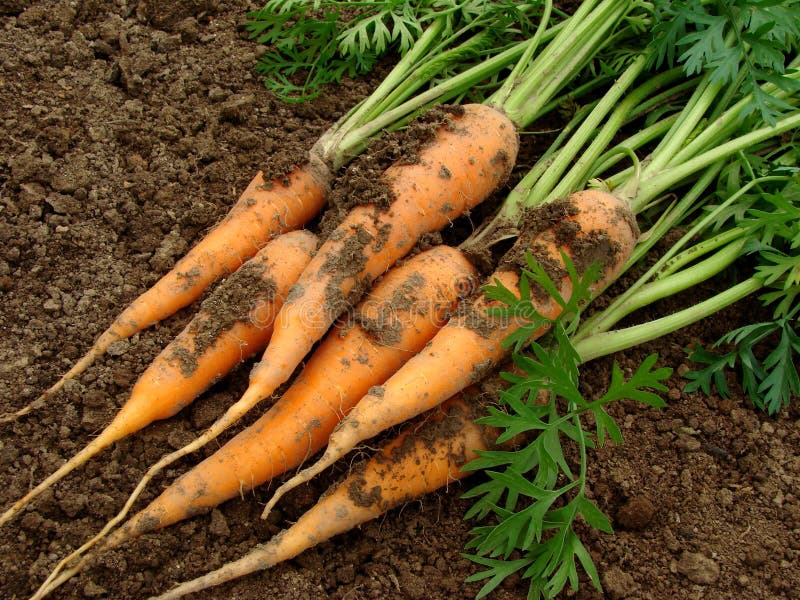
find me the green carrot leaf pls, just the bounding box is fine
[647,0,800,123]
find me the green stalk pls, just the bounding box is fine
[625,163,723,265]
[667,67,800,168]
[534,73,615,121]
[633,110,800,212]
[639,78,725,176]
[589,115,679,177]
[489,0,555,109]
[315,16,447,165]
[656,228,747,278]
[544,64,686,204]
[495,0,633,128]
[573,278,763,362]
[331,39,530,168]
[364,30,493,122]
[586,237,746,335]
[533,56,650,204]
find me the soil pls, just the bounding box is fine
[0,2,798,600]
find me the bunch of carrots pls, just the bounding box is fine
[2,0,799,598]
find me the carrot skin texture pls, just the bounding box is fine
[107,246,477,540]
[342,190,640,443]
[11,166,329,419]
[0,230,318,528]
[263,191,639,514]
[250,103,519,403]
[152,394,489,600]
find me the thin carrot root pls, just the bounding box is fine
[0,231,318,530]
[152,393,491,600]
[262,190,639,517]
[4,165,329,424]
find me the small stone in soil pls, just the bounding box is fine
[676,551,720,585]
[617,495,657,530]
[602,566,638,600]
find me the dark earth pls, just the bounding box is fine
[1,1,799,599]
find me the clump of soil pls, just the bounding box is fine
[501,197,623,302]
[169,260,276,377]
[321,105,465,236]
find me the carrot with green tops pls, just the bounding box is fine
[31,245,477,600]
[262,190,639,516]
[152,392,491,600]
[108,103,518,518]
[148,0,638,480]
[7,8,536,424]
[3,168,329,424]
[0,230,318,528]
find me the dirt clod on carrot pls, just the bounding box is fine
[259,138,321,185]
[501,196,635,301]
[175,262,278,373]
[320,222,392,318]
[320,104,466,236]
[347,476,384,508]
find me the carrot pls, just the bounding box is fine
[116,245,475,531]
[151,392,491,600]
[0,230,318,529]
[31,245,478,600]
[107,103,518,521]
[3,166,329,424]
[262,189,639,516]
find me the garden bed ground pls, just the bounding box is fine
[1,1,798,599]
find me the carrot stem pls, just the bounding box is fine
[573,278,765,362]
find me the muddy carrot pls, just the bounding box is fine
[5,168,328,423]
[0,230,317,528]
[262,190,639,516]
[151,392,491,600]
[10,11,534,424]
[107,103,517,522]
[114,245,475,532]
[31,245,477,599]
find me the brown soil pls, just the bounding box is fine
[0,2,798,600]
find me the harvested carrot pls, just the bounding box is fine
[152,392,491,600]
[262,190,639,516]
[3,166,329,424]
[32,245,477,598]
[116,245,475,531]
[0,230,318,529]
[109,103,518,518]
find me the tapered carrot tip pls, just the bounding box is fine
[151,549,273,600]
[260,449,336,520]
[12,165,329,424]
[153,394,487,599]
[1,331,118,424]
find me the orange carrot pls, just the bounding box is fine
[107,103,518,520]
[117,245,475,531]
[31,246,476,599]
[151,392,491,600]
[3,164,329,423]
[0,230,318,529]
[262,190,639,516]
